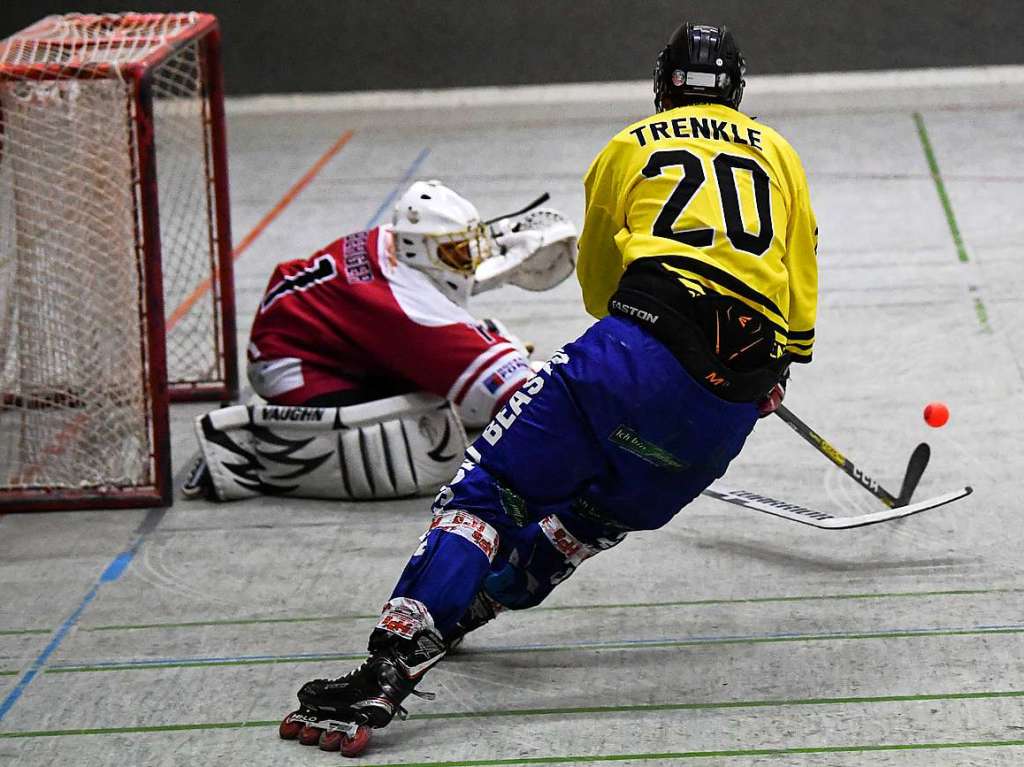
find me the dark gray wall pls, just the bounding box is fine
[4,1,1022,95]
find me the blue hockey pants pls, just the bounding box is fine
[389,315,759,636]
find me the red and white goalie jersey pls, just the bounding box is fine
[247,226,531,428]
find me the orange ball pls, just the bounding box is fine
[923,401,949,428]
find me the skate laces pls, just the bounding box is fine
[390,687,436,722]
[371,654,437,703]
[308,660,372,690]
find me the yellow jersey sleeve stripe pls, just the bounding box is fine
[788,349,813,363]
[786,328,815,341]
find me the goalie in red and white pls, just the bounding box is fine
[189,180,577,501]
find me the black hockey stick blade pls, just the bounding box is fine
[894,442,930,508]
[702,484,973,530]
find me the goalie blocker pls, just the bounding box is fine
[193,393,468,501]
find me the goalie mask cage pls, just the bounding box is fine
[0,13,237,510]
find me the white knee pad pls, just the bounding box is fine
[193,393,467,501]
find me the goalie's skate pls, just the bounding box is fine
[180,455,214,500]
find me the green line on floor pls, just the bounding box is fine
[913,112,968,263]
[365,739,1024,766]
[973,295,994,334]
[68,586,1021,634]
[413,688,1024,720]
[0,629,50,637]
[42,624,1024,674]
[365,740,1024,766]
[2,689,1024,739]
[535,588,1019,613]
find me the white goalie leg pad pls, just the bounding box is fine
[193,406,262,501]
[336,397,468,499]
[429,510,500,561]
[193,393,468,501]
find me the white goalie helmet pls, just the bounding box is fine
[391,180,494,305]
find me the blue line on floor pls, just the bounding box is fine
[100,552,135,583]
[0,583,103,721]
[482,621,1024,651]
[0,508,163,722]
[364,147,431,228]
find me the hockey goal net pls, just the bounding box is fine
[0,13,237,510]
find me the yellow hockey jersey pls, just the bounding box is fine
[578,102,818,362]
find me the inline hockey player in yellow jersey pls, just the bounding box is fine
[580,22,818,394]
[279,21,818,756]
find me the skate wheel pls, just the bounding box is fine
[279,712,303,740]
[320,725,371,756]
[341,726,371,758]
[298,724,323,746]
[318,729,342,752]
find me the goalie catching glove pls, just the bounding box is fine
[474,208,577,294]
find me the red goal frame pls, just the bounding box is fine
[0,13,237,510]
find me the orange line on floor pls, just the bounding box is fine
[165,128,355,331]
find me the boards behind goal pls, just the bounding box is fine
[0,13,237,510]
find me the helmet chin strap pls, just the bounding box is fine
[483,193,549,227]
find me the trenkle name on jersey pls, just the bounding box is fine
[578,102,818,364]
[628,115,764,149]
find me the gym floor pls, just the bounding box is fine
[2,70,1024,765]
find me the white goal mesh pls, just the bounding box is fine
[0,14,234,507]
[0,77,151,491]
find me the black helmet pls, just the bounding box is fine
[653,23,746,112]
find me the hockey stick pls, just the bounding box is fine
[483,193,550,226]
[774,404,930,508]
[702,484,973,530]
